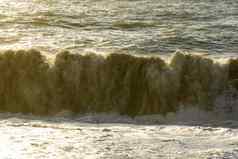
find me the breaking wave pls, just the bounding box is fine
[0,49,237,116]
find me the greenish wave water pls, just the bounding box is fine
[0,49,237,116]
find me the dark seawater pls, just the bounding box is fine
[0,0,237,57]
[0,49,237,116]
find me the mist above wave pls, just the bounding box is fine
[0,49,237,117]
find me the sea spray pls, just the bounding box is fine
[0,49,236,116]
[171,52,227,109]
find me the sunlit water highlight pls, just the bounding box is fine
[0,0,238,158]
[0,0,237,57]
[1,112,238,159]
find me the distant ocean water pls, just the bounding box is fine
[0,0,237,57]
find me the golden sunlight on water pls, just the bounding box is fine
[0,0,237,57]
[0,114,238,159]
[0,0,238,158]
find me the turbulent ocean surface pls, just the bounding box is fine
[2,111,238,159]
[1,0,238,158]
[0,0,238,57]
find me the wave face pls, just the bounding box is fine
[0,50,237,116]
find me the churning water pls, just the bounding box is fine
[2,112,238,159]
[0,0,238,158]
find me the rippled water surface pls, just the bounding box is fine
[0,0,237,57]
